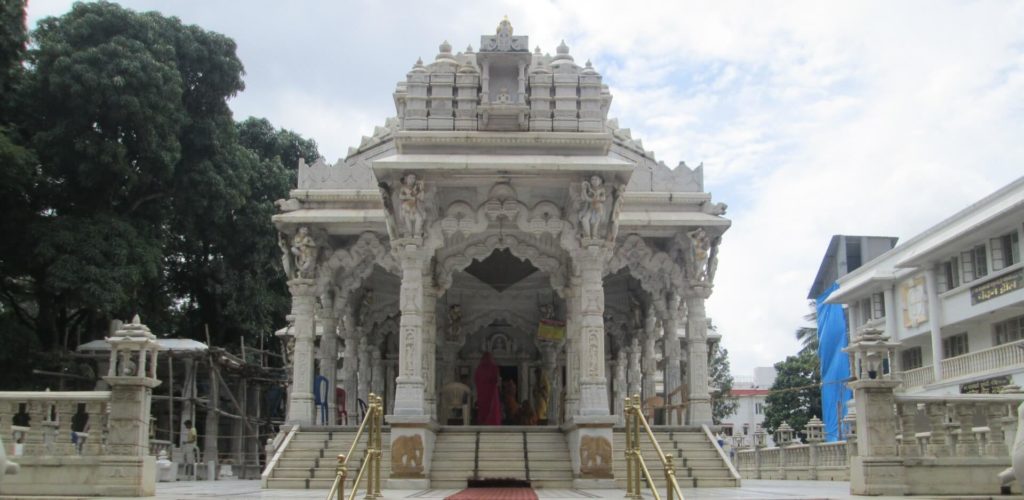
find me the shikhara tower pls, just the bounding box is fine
[272,18,730,486]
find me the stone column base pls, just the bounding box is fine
[563,415,617,487]
[384,414,437,490]
[850,457,906,496]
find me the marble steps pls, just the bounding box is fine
[266,430,391,490]
[610,429,740,489]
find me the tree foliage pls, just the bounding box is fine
[0,1,318,388]
[762,348,822,440]
[709,342,738,424]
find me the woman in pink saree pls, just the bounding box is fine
[474,352,502,425]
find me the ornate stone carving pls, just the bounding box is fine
[436,183,569,242]
[390,434,424,476]
[579,435,612,477]
[398,173,427,238]
[435,233,567,294]
[290,227,319,279]
[606,234,684,296]
[316,232,398,297]
[480,16,527,52]
[574,175,608,240]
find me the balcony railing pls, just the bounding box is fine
[900,339,1024,389]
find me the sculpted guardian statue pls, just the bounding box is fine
[290,226,318,278]
[398,173,426,237]
[577,175,607,239]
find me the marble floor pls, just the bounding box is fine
[44,479,1013,500]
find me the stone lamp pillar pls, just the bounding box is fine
[805,416,824,480]
[775,421,794,446]
[753,426,766,479]
[102,315,161,496]
[844,328,905,496]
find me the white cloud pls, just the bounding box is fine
[25,1,1024,375]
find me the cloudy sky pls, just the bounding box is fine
[26,1,1024,375]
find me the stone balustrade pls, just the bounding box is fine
[0,391,111,458]
[735,441,850,481]
[900,339,1024,390]
[0,316,161,497]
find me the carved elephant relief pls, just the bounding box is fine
[579,435,612,478]
[391,434,425,477]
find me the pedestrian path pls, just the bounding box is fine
[34,479,938,500]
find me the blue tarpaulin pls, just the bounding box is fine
[817,282,853,442]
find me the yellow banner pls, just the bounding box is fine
[537,319,566,341]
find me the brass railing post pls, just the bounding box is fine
[372,394,383,498]
[625,396,636,498]
[335,454,347,500]
[664,454,676,500]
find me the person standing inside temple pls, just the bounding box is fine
[474,352,502,425]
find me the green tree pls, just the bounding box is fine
[709,342,738,424]
[795,300,818,353]
[762,348,822,440]
[0,2,319,361]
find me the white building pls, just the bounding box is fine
[721,367,776,447]
[828,176,1024,395]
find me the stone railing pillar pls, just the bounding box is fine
[954,403,979,457]
[898,402,920,457]
[753,427,766,480]
[844,329,904,496]
[806,416,824,480]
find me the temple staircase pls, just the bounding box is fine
[263,426,737,490]
[430,426,573,489]
[264,428,391,489]
[612,427,741,489]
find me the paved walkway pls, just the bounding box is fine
[58,479,904,499]
[10,480,1017,499]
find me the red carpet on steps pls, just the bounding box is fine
[444,487,539,500]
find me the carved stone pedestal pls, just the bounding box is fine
[385,415,437,490]
[563,415,617,489]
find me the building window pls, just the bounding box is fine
[858,297,871,325]
[755,403,764,415]
[938,257,960,292]
[871,292,885,319]
[846,239,863,272]
[900,347,924,370]
[942,332,969,359]
[994,314,1024,345]
[962,244,989,282]
[743,423,750,435]
[991,232,1020,271]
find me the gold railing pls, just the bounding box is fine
[625,394,685,500]
[327,394,383,500]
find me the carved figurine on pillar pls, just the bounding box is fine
[398,173,426,238]
[290,226,319,279]
[575,175,607,240]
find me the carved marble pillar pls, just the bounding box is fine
[659,292,683,405]
[612,350,627,424]
[357,336,371,410]
[564,278,581,419]
[370,346,384,400]
[572,243,611,417]
[286,278,317,424]
[684,281,713,425]
[339,309,359,421]
[318,295,339,425]
[422,277,438,420]
[627,337,642,402]
[641,310,658,402]
[392,241,429,416]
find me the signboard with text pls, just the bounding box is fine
[970,270,1023,305]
